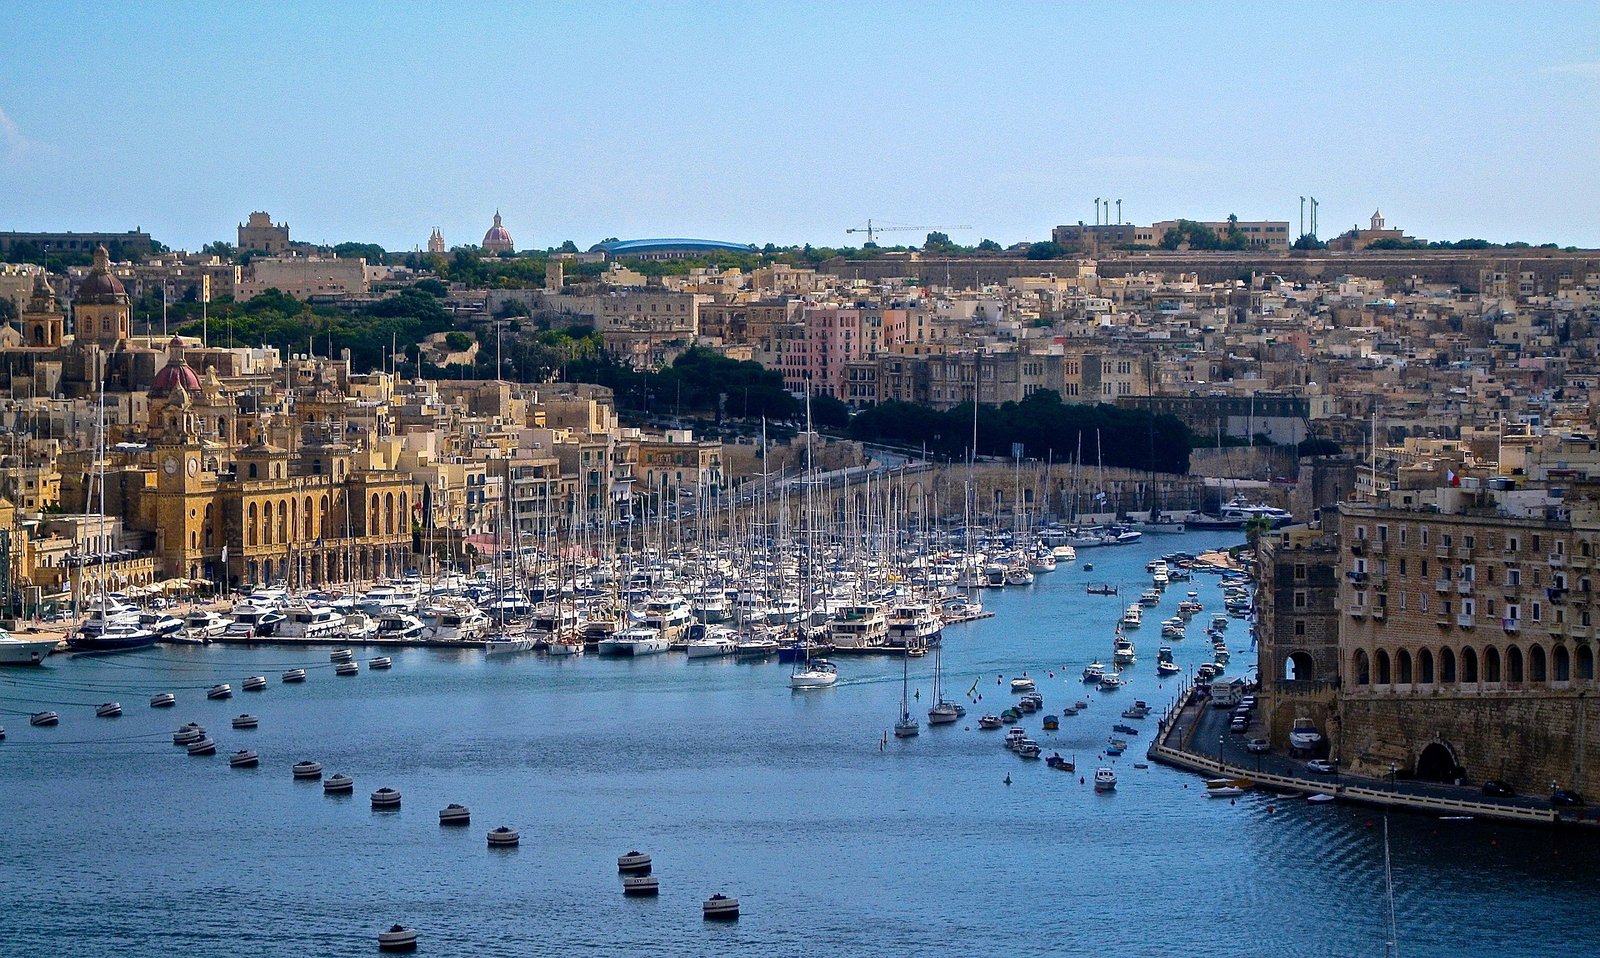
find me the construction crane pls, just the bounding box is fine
[845,219,973,245]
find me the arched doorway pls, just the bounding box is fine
[1286,650,1315,681]
[1416,741,1463,784]
[1507,645,1524,683]
[1353,649,1371,685]
[1485,646,1502,683]
[1397,649,1413,685]
[1578,644,1595,681]
[1461,646,1479,684]
[1376,649,1392,685]
[1419,648,1435,684]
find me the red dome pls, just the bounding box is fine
[481,211,514,252]
[150,356,201,398]
[74,246,127,305]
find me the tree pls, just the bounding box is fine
[976,239,1002,252]
[443,331,473,352]
[1025,241,1066,260]
[1243,515,1275,555]
[202,241,238,260]
[557,240,579,254]
[1292,233,1326,251]
[333,242,387,263]
[411,278,449,297]
[0,298,15,325]
[923,231,955,253]
[809,393,850,429]
[1160,220,1223,251]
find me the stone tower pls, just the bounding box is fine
[428,228,445,254]
[21,271,64,347]
[72,246,130,346]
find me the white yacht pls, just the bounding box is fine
[136,611,185,638]
[631,594,694,642]
[684,624,739,659]
[598,625,670,656]
[789,657,839,689]
[886,601,942,652]
[359,582,421,615]
[375,612,424,641]
[1081,661,1105,683]
[690,588,733,624]
[1094,767,1118,791]
[827,603,888,650]
[183,609,233,640]
[229,603,285,637]
[422,605,489,643]
[277,602,345,639]
[0,633,56,666]
[1122,606,1143,628]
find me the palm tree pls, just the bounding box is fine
[1243,515,1274,555]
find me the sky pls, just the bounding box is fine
[3,2,1599,253]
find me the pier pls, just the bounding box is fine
[1148,684,1593,828]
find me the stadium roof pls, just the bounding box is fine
[590,238,759,256]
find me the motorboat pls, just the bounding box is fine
[1041,714,1059,730]
[618,850,653,873]
[377,925,418,953]
[438,804,471,826]
[977,714,1003,730]
[0,634,57,665]
[1288,717,1325,752]
[684,624,739,659]
[1094,768,1118,791]
[183,609,233,640]
[487,826,520,847]
[376,613,425,641]
[1113,640,1136,666]
[149,691,176,708]
[1004,727,1028,749]
[1139,590,1161,607]
[703,894,739,920]
[281,668,307,683]
[67,622,157,655]
[228,603,284,637]
[1046,753,1075,772]
[1187,495,1293,530]
[1121,606,1143,628]
[1082,661,1105,683]
[292,760,323,780]
[827,603,889,650]
[734,635,782,658]
[335,661,359,676]
[229,749,259,768]
[187,737,217,756]
[232,714,259,729]
[277,602,345,639]
[1031,552,1058,574]
[422,605,490,643]
[598,625,670,657]
[242,675,267,691]
[691,588,733,624]
[886,601,943,652]
[1206,786,1247,798]
[136,611,185,638]
[370,786,401,807]
[95,701,122,718]
[631,594,694,642]
[483,632,538,655]
[1098,672,1124,690]
[622,875,660,897]
[1010,676,1036,693]
[1016,741,1042,759]
[1005,566,1035,587]
[206,683,233,700]
[1158,659,1181,677]
[789,657,839,689]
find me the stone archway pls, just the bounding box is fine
[1416,741,1463,784]
[1285,650,1315,681]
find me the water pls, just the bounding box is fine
[2,531,1596,957]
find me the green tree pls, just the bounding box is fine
[1242,515,1275,555]
[1291,233,1326,250]
[923,231,955,253]
[1025,241,1066,260]
[333,242,387,263]
[202,241,238,260]
[976,239,1002,252]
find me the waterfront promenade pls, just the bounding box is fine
[1150,684,1598,828]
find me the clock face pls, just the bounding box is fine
[163,456,178,476]
[187,458,199,477]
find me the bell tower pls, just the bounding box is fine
[21,273,64,347]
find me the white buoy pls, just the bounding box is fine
[292,760,323,780]
[703,894,740,920]
[487,826,520,847]
[370,786,401,808]
[617,850,652,873]
[377,924,418,952]
[438,804,471,826]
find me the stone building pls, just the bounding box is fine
[481,211,514,254]
[237,211,291,254]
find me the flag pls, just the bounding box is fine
[220,545,229,563]
[1447,469,1460,487]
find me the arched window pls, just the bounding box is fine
[247,502,258,546]
[1485,646,1502,683]
[1507,645,1524,683]
[1419,648,1434,684]
[278,498,288,543]
[1286,651,1315,681]
[370,494,380,534]
[319,495,329,538]
[1529,644,1547,682]
[249,462,258,479]
[1376,649,1392,685]
[1441,646,1457,683]
[262,501,273,545]
[1397,649,1413,685]
[304,496,314,538]
[1553,645,1571,682]
[1461,646,1478,684]
[385,492,395,535]
[1578,644,1595,681]
[204,503,214,547]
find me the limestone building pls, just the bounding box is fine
[238,212,291,254]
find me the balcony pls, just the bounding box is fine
[1457,614,1476,629]
[1434,578,1452,593]
[1435,615,1454,628]
[1549,553,1566,568]
[1547,587,1568,604]
[1455,547,1476,560]
[1371,607,1386,621]
[1348,606,1367,619]
[1347,571,1370,588]
[1502,617,1521,633]
[1369,539,1389,555]
[1435,546,1451,558]
[1456,579,1474,594]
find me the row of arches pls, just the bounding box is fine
[1352,641,1597,690]
[240,545,410,587]
[239,490,412,547]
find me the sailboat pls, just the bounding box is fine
[926,640,962,725]
[789,394,838,690]
[894,648,919,737]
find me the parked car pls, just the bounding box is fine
[1552,788,1586,808]
[1229,718,1248,734]
[1306,759,1338,774]
[1481,780,1515,798]
[1246,738,1271,754]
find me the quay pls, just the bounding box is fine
[1148,684,1596,829]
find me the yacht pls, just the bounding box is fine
[229,603,285,637]
[1121,606,1143,628]
[359,582,421,616]
[278,602,345,639]
[136,611,185,638]
[1094,767,1118,791]
[735,633,782,658]
[0,633,56,665]
[1081,661,1105,683]
[68,621,157,655]
[632,594,694,642]
[789,656,839,689]
[1187,495,1294,530]
[1005,565,1036,587]
[527,603,582,646]
[422,605,489,643]
[1009,676,1036,693]
[183,609,233,640]
[885,601,942,652]
[482,590,534,623]
[690,588,733,624]
[827,603,888,650]
[1288,717,1325,752]
[1050,545,1078,562]
[684,624,739,659]
[598,625,670,657]
[375,612,424,641]
[1031,552,1058,574]
[1098,672,1124,690]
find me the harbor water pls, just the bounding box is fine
[2,531,1596,957]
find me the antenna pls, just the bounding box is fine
[1094,198,1101,226]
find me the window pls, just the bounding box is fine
[1294,591,1307,608]
[1294,564,1306,580]
[1399,558,1407,576]
[1508,568,1521,587]
[1532,602,1542,622]
[1294,621,1306,636]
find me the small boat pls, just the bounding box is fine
[977,714,1003,730]
[1010,676,1036,693]
[1111,723,1141,736]
[95,702,122,718]
[618,850,652,873]
[1307,793,1336,804]
[1206,786,1247,798]
[330,649,353,663]
[335,661,359,676]
[206,683,232,700]
[703,894,740,920]
[1104,744,1124,756]
[1157,660,1181,677]
[369,656,393,670]
[242,675,267,692]
[1004,727,1027,749]
[149,692,176,708]
[1098,673,1123,690]
[439,804,471,826]
[1017,697,1039,714]
[377,924,418,952]
[1288,717,1325,752]
[1045,753,1075,772]
[229,749,259,768]
[231,714,259,729]
[1000,708,1020,724]
[1016,741,1042,759]
[370,786,401,807]
[186,737,217,756]
[1081,662,1105,683]
[292,760,323,780]
[1094,767,1117,791]
[622,875,660,897]
[1042,715,1060,730]
[281,668,307,683]
[30,711,58,727]
[487,826,520,847]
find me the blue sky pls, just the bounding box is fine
[3,2,1598,251]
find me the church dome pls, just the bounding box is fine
[481,211,514,253]
[150,338,201,398]
[73,246,128,305]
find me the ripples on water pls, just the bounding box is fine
[3,533,1597,957]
